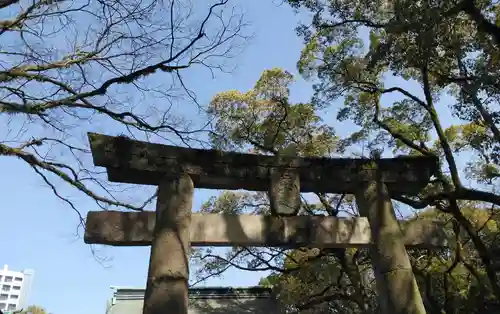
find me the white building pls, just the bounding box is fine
[0,265,34,312]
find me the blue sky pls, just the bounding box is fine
[0,1,479,314]
[0,2,317,314]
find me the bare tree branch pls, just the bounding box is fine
[0,0,249,219]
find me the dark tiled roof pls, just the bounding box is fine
[112,286,273,300]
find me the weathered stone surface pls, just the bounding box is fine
[88,133,439,194]
[269,146,301,216]
[356,180,426,314]
[143,174,193,314]
[269,166,301,216]
[83,133,443,314]
[85,211,447,249]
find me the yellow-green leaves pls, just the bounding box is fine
[21,306,49,314]
[297,36,320,79]
[208,68,337,157]
[254,68,294,100]
[200,191,267,214]
[444,123,489,152]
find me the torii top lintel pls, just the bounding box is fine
[87,133,439,195]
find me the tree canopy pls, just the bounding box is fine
[193,0,500,308]
[20,306,48,314]
[3,0,500,312]
[285,0,500,303]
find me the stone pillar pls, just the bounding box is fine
[269,145,300,216]
[269,166,300,216]
[355,179,426,314]
[143,173,194,314]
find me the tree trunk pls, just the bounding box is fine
[355,179,426,314]
[143,173,194,314]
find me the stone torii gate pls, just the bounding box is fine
[84,133,445,314]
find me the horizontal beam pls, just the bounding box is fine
[88,133,439,194]
[84,211,447,249]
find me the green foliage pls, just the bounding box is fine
[208,68,337,157]
[197,1,500,311]
[259,206,500,313]
[20,306,48,314]
[278,0,500,310]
